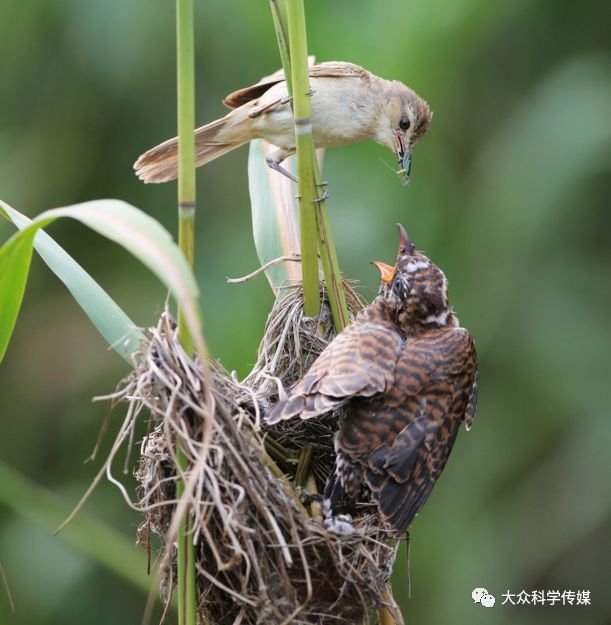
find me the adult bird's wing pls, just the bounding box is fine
[223,61,369,108]
[355,327,478,535]
[267,305,402,423]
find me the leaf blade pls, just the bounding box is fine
[248,139,302,291]
[0,226,36,362]
[0,198,205,363]
[0,200,146,362]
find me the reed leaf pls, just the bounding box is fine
[0,198,205,363]
[0,200,146,363]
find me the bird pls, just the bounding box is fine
[134,61,432,186]
[267,224,478,536]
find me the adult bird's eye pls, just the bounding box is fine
[399,116,411,131]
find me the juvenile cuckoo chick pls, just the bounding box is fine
[134,62,431,186]
[267,224,477,536]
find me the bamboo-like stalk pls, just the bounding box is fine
[286,0,320,317]
[271,0,349,331]
[305,473,323,521]
[294,445,313,486]
[270,0,292,92]
[175,1,197,624]
[378,586,405,625]
[176,0,196,355]
[312,169,350,330]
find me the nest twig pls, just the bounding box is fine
[108,284,402,625]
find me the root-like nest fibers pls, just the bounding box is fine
[111,284,402,625]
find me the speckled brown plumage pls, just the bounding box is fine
[268,225,478,536]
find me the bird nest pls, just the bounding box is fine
[111,284,404,625]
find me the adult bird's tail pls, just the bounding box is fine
[133,114,248,183]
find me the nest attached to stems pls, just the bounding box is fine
[111,284,402,625]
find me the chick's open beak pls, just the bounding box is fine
[371,261,395,283]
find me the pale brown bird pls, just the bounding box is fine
[267,225,478,536]
[134,61,432,185]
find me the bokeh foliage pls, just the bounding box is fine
[1,1,609,624]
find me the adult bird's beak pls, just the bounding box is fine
[400,149,412,186]
[397,223,415,256]
[371,261,395,283]
[395,134,412,186]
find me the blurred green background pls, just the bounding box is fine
[1,1,610,624]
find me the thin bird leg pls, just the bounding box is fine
[266,142,327,200]
[266,147,298,182]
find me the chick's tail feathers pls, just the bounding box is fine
[133,114,249,184]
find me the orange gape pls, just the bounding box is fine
[268,224,478,536]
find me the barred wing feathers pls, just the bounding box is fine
[345,328,478,534]
[267,302,402,422]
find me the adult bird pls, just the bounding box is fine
[267,224,478,536]
[134,62,431,186]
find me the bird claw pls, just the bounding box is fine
[313,190,329,204]
[293,184,330,204]
[313,182,329,203]
[322,497,355,535]
[324,513,355,535]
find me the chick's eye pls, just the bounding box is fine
[393,276,409,298]
[399,116,411,131]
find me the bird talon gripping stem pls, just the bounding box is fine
[313,190,329,204]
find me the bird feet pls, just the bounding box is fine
[313,181,329,203]
[324,513,355,535]
[322,498,355,535]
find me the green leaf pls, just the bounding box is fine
[0,198,205,363]
[248,139,302,291]
[0,200,147,362]
[0,224,36,363]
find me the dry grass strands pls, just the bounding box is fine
[112,285,402,625]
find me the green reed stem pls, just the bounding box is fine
[272,0,349,330]
[286,0,320,317]
[311,160,350,330]
[270,0,292,93]
[176,1,197,625]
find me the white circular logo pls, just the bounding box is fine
[472,588,496,608]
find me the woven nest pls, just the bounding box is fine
[111,284,403,625]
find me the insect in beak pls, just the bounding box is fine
[395,134,412,186]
